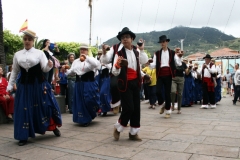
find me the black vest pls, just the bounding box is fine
[155,48,176,78]
[20,63,45,84]
[117,47,141,92]
[76,71,95,82]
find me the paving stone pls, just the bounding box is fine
[149,122,183,128]
[0,142,35,156]
[203,137,240,147]
[161,133,206,143]
[55,154,102,160]
[72,132,112,142]
[139,140,190,152]
[0,139,9,145]
[30,135,70,146]
[140,125,168,132]
[201,130,240,139]
[10,147,67,160]
[185,144,239,158]
[164,128,203,135]
[53,139,103,152]
[180,119,212,125]
[189,154,238,160]
[0,129,14,138]
[0,155,16,160]
[102,134,149,148]
[210,121,240,127]
[213,125,240,132]
[137,131,167,140]
[180,123,214,130]
[88,143,144,159]
[130,148,191,160]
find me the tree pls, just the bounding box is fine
[3,30,23,64]
[0,0,5,70]
[34,38,45,49]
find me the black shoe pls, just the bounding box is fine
[233,100,236,105]
[53,128,61,137]
[102,112,107,116]
[69,110,73,114]
[7,117,14,122]
[82,123,90,127]
[18,140,27,146]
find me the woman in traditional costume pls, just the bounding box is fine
[7,30,62,146]
[65,43,100,126]
[97,50,112,116]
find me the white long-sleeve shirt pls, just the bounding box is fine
[216,65,221,78]
[234,70,240,85]
[7,47,52,91]
[203,63,216,78]
[150,49,182,69]
[100,43,148,65]
[66,56,100,76]
[112,48,148,76]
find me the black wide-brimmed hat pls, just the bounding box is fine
[203,54,212,59]
[117,27,136,41]
[157,35,170,43]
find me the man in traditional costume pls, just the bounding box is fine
[171,49,189,114]
[101,33,147,114]
[200,54,217,109]
[112,27,148,141]
[151,35,182,118]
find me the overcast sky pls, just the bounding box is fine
[2,0,240,44]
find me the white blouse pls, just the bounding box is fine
[66,56,100,76]
[7,47,52,91]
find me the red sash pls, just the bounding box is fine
[158,67,171,77]
[127,68,137,80]
[203,77,214,92]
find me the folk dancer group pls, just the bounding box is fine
[5,27,224,146]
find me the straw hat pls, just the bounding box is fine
[22,29,37,38]
[98,49,103,54]
[80,43,90,49]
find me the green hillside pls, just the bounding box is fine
[104,26,237,56]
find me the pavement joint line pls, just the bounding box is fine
[0,154,20,160]
[34,143,125,160]
[0,136,125,160]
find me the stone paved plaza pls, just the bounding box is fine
[0,95,240,160]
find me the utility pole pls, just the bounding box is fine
[89,0,92,46]
[178,39,184,50]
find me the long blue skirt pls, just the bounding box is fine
[73,80,100,124]
[14,79,62,140]
[182,75,195,106]
[99,77,111,113]
[193,79,203,102]
[215,78,222,102]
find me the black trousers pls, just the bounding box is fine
[233,85,240,103]
[156,76,172,110]
[119,79,140,127]
[60,84,68,105]
[110,76,121,105]
[202,82,215,105]
[143,83,149,100]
